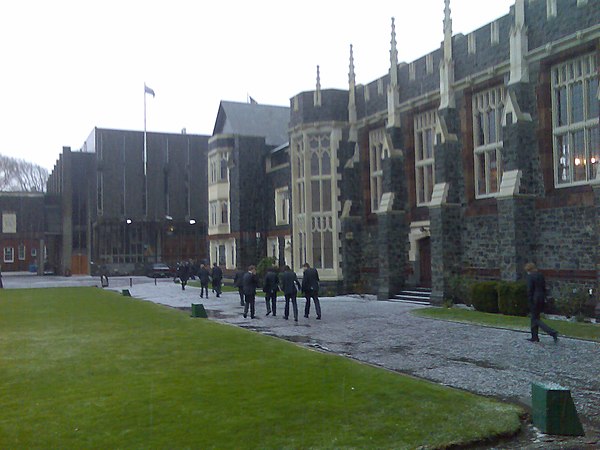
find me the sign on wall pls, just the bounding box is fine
[2,213,17,234]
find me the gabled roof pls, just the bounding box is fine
[212,101,290,147]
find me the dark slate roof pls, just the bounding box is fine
[212,101,290,147]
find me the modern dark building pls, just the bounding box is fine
[47,128,210,275]
[287,0,599,302]
[207,101,291,272]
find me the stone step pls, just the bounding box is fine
[391,288,431,305]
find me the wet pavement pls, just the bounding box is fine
[3,273,600,448]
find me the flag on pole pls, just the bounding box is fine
[144,84,155,97]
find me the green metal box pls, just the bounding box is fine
[191,303,208,318]
[531,382,584,436]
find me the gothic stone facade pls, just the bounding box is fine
[289,0,600,302]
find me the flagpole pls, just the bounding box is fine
[143,83,148,216]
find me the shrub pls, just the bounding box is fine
[470,281,499,313]
[554,285,594,318]
[497,281,529,317]
[446,274,474,306]
[256,257,277,282]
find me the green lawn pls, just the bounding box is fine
[412,307,600,342]
[0,288,523,449]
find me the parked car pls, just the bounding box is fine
[146,263,174,278]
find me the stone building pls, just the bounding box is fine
[207,101,291,271]
[288,0,600,302]
[46,128,210,275]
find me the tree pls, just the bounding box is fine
[0,154,48,192]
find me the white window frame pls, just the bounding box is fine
[208,150,230,185]
[369,128,387,212]
[275,187,290,226]
[551,53,599,187]
[414,110,438,205]
[18,243,26,260]
[220,201,228,225]
[4,247,14,263]
[209,201,218,226]
[472,85,506,198]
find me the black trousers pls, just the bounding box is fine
[304,292,321,318]
[200,283,209,297]
[238,287,245,306]
[530,306,557,340]
[244,294,256,318]
[284,293,298,321]
[265,291,277,315]
[212,280,222,295]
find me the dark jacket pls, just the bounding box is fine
[177,263,190,281]
[234,270,245,288]
[242,271,258,296]
[301,267,320,294]
[527,271,546,310]
[198,267,210,284]
[211,265,223,282]
[263,270,279,293]
[281,270,301,295]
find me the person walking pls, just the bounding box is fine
[198,263,210,298]
[211,262,223,297]
[525,262,558,343]
[177,261,190,291]
[242,265,258,319]
[234,268,245,306]
[301,263,321,319]
[281,265,301,321]
[263,266,279,316]
[100,263,109,288]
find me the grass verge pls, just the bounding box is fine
[0,287,523,449]
[412,307,600,342]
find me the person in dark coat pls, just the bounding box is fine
[525,262,558,343]
[177,262,190,290]
[263,267,279,316]
[242,265,258,319]
[281,265,301,321]
[234,269,245,306]
[100,263,109,288]
[198,264,211,298]
[211,262,223,297]
[301,263,321,319]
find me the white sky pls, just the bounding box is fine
[0,0,515,170]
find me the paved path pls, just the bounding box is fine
[4,274,600,447]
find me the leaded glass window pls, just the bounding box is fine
[472,86,505,197]
[414,110,437,205]
[552,53,599,186]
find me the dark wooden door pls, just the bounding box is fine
[418,237,431,288]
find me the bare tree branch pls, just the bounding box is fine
[0,154,48,192]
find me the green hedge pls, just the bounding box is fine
[497,281,529,317]
[470,281,499,313]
